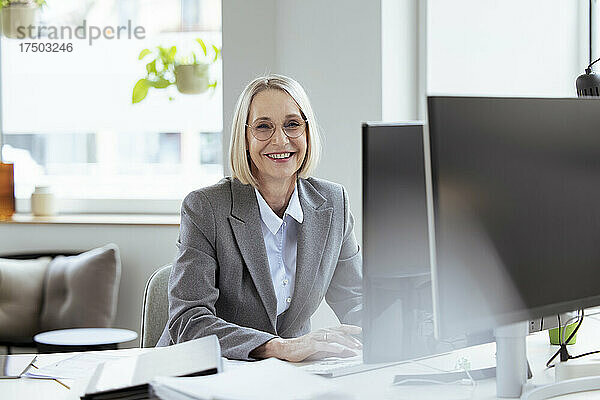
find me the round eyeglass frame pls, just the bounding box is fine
[245,119,308,141]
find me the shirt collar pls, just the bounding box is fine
[255,184,304,234]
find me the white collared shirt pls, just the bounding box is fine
[255,184,303,316]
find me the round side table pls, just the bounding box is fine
[34,328,138,353]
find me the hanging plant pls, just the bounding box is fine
[0,0,46,38]
[132,38,221,104]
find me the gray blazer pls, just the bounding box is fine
[156,176,362,360]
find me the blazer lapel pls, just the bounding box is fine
[279,179,333,335]
[227,179,278,330]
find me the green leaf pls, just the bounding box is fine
[132,79,150,104]
[156,78,173,88]
[208,81,217,89]
[158,46,170,65]
[196,39,208,57]
[147,78,172,89]
[212,45,220,62]
[138,49,151,60]
[146,59,157,75]
[168,46,177,63]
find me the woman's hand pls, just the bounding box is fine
[251,324,362,362]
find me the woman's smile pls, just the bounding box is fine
[264,151,296,162]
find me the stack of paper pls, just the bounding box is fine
[23,353,130,380]
[151,358,355,400]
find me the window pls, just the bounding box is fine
[1,0,223,213]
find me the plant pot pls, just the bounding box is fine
[1,3,37,39]
[175,64,210,94]
[549,322,578,345]
[0,162,15,219]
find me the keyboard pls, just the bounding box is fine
[298,357,398,378]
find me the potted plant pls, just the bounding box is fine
[0,0,45,38]
[132,39,220,104]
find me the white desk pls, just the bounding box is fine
[3,316,600,400]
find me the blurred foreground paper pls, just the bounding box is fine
[151,358,355,400]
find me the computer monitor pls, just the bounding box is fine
[427,96,600,397]
[362,122,493,364]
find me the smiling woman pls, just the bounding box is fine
[245,90,308,216]
[158,74,364,362]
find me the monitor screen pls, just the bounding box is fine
[362,122,493,363]
[427,96,600,340]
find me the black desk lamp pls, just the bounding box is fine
[576,58,600,97]
[576,0,600,97]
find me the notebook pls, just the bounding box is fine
[81,335,222,400]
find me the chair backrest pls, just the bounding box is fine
[141,264,172,348]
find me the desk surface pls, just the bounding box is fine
[3,316,600,400]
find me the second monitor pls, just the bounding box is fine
[362,121,494,364]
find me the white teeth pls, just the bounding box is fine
[267,152,292,159]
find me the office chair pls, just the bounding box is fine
[140,264,172,348]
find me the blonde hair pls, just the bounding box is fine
[229,74,322,187]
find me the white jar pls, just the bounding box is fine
[31,186,58,216]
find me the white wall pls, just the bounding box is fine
[0,224,179,346]
[428,0,585,97]
[382,0,422,121]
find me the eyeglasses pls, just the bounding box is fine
[245,118,307,141]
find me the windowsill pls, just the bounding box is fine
[1,213,180,226]
[15,198,185,215]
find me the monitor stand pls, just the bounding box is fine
[522,376,600,400]
[498,321,600,400]
[394,326,533,387]
[495,321,529,398]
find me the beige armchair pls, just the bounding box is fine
[0,244,121,353]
